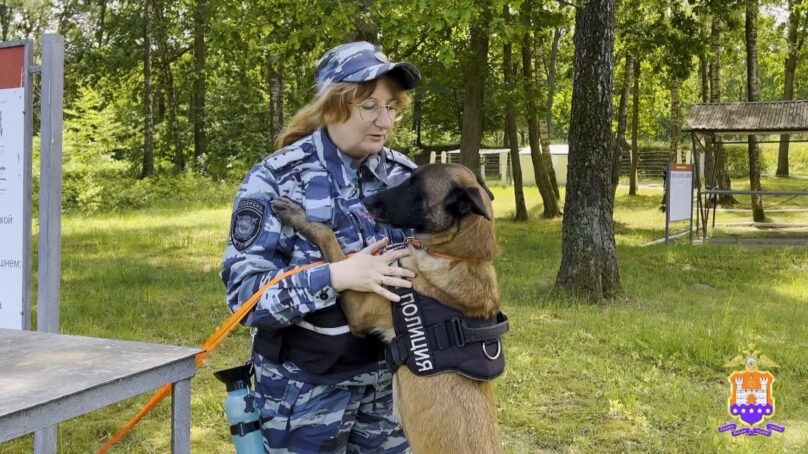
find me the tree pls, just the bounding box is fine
[745,0,765,221]
[192,0,208,161]
[267,51,283,150]
[503,5,528,221]
[533,33,561,198]
[777,0,805,177]
[629,58,640,195]
[616,0,654,197]
[702,2,742,205]
[615,53,632,189]
[154,0,183,171]
[546,26,563,139]
[353,0,378,43]
[1,0,14,41]
[141,0,154,178]
[523,31,562,218]
[556,0,621,300]
[459,3,492,177]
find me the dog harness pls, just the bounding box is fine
[384,287,509,381]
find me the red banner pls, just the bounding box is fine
[0,46,25,89]
[671,163,692,172]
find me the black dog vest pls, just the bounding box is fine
[385,288,508,381]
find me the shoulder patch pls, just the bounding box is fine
[231,198,265,251]
[386,148,418,170]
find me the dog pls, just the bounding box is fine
[271,163,503,453]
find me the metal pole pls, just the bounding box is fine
[34,33,64,454]
[36,33,63,334]
[665,162,671,244]
[689,166,695,245]
[172,379,192,454]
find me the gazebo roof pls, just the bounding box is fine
[683,100,808,135]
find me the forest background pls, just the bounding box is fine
[3,0,807,213]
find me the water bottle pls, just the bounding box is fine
[214,364,264,454]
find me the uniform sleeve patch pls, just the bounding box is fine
[231,198,265,251]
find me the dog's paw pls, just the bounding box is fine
[271,197,308,229]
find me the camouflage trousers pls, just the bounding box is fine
[254,363,409,453]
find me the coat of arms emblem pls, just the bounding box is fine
[718,345,785,437]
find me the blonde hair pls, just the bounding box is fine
[275,76,411,149]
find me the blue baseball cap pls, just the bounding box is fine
[315,41,420,96]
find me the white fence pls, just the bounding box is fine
[430,145,569,186]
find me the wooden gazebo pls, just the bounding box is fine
[683,100,808,239]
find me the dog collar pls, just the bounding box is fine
[407,238,486,264]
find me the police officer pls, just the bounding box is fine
[221,41,421,453]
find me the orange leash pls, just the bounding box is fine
[96,260,325,454]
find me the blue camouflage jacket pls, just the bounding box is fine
[221,128,416,382]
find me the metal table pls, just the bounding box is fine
[0,328,202,453]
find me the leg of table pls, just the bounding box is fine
[171,378,192,454]
[34,426,57,454]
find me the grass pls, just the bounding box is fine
[3,180,807,453]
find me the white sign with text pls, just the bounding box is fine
[0,84,25,329]
[669,164,693,222]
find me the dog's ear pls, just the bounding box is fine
[474,172,495,201]
[449,187,491,221]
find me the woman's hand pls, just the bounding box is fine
[329,237,415,302]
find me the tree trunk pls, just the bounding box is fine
[699,56,709,103]
[0,1,10,41]
[503,7,527,221]
[629,57,640,196]
[746,0,765,221]
[412,90,428,164]
[268,51,284,151]
[193,0,208,160]
[546,27,562,138]
[669,78,680,164]
[354,0,378,43]
[155,0,183,171]
[778,0,803,177]
[523,33,561,218]
[699,55,712,187]
[533,33,560,198]
[556,0,621,300]
[661,78,680,210]
[141,0,155,178]
[459,4,491,177]
[710,16,734,204]
[96,0,107,47]
[615,53,632,189]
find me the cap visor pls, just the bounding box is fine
[342,62,421,90]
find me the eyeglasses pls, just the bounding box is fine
[355,100,400,123]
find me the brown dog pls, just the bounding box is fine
[271,163,503,453]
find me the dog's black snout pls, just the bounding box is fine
[363,194,387,218]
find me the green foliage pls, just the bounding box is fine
[61,165,236,213]
[725,141,808,177]
[3,0,806,196]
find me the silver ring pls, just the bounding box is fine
[482,340,501,360]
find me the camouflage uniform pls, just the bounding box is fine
[221,126,417,453]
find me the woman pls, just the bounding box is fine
[221,41,420,453]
